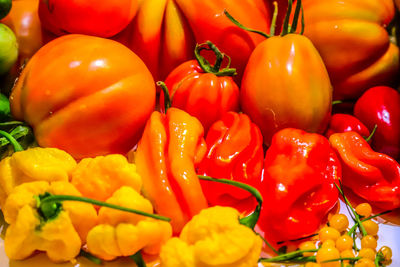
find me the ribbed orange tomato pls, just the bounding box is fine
[10,34,155,159]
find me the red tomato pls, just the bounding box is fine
[160,41,240,132]
[38,0,139,37]
[10,34,155,159]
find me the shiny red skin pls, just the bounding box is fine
[259,128,340,244]
[325,113,370,139]
[160,60,240,132]
[354,86,400,159]
[197,112,264,208]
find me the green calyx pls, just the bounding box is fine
[224,0,304,39]
[194,41,237,77]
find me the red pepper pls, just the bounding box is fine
[329,131,400,210]
[197,112,264,211]
[325,113,370,139]
[160,41,239,132]
[353,86,400,160]
[259,128,340,244]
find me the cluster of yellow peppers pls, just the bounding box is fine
[0,146,263,267]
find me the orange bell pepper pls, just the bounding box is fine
[301,0,399,100]
[135,108,208,234]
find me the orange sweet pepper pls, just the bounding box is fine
[135,107,208,234]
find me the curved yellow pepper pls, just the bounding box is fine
[0,147,77,207]
[86,186,172,261]
[2,181,97,262]
[71,154,142,202]
[160,206,262,267]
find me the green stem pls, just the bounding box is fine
[269,2,279,36]
[197,175,262,229]
[224,9,270,39]
[257,233,280,255]
[364,124,377,143]
[322,256,361,263]
[0,121,24,127]
[290,0,302,33]
[281,0,293,36]
[259,249,318,262]
[130,251,147,267]
[0,130,23,152]
[157,81,171,112]
[39,194,171,222]
[79,250,102,265]
[335,183,367,236]
[194,41,236,77]
[347,209,393,236]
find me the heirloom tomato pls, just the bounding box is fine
[160,41,239,132]
[238,1,332,145]
[39,0,139,37]
[117,0,274,81]
[10,34,155,159]
[301,0,399,100]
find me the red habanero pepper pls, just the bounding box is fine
[329,131,400,210]
[259,128,340,244]
[325,113,370,139]
[197,112,264,211]
[353,86,400,160]
[160,41,239,132]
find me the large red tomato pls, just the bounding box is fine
[10,34,155,159]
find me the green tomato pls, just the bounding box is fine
[0,23,18,75]
[0,0,12,20]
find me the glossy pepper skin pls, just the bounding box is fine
[197,112,264,207]
[325,113,370,139]
[160,206,262,267]
[3,181,98,262]
[135,108,208,234]
[38,0,139,37]
[301,0,399,100]
[329,132,400,210]
[86,186,172,261]
[71,154,142,203]
[0,147,77,207]
[10,34,155,159]
[160,42,240,132]
[259,128,340,244]
[241,34,332,145]
[354,86,400,160]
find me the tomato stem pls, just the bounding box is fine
[270,2,279,36]
[194,41,237,77]
[157,81,171,113]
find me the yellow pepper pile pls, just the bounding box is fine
[160,206,263,267]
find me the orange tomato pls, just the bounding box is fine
[301,0,399,100]
[10,34,155,159]
[38,0,139,37]
[241,34,332,145]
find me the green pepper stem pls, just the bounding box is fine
[0,130,24,152]
[39,194,171,222]
[79,250,102,265]
[194,41,237,77]
[259,249,318,262]
[157,81,171,113]
[364,124,377,143]
[197,175,262,229]
[335,183,368,236]
[130,251,147,267]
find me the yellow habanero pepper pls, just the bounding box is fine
[71,154,142,203]
[86,186,172,261]
[0,147,77,207]
[160,206,263,267]
[2,180,97,262]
